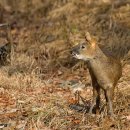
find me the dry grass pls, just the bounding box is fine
[0,0,130,129]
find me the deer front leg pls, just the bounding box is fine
[95,87,100,114]
[104,85,115,116]
[89,86,100,114]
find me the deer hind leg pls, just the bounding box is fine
[89,83,100,114]
[104,85,115,116]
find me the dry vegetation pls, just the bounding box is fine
[0,0,130,129]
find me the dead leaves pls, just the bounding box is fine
[0,89,16,107]
[66,116,81,125]
[0,65,129,129]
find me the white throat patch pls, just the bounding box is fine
[74,54,88,61]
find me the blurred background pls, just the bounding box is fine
[0,0,130,68]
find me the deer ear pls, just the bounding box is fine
[85,32,96,48]
[85,32,92,43]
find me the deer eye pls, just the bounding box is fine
[81,44,86,49]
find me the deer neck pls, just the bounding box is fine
[87,46,108,67]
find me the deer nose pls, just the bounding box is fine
[70,50,74,55]
[70,47,79,55]
[70,50,78,57]
[70,48,75,54]
[69,49,73,55]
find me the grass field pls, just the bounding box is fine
[0,0,130,129]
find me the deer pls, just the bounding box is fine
[71,32,122,117]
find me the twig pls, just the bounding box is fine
[0,23,9,27]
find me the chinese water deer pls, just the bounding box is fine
[71,32,122,116]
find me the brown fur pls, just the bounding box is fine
[71,32,122,116]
